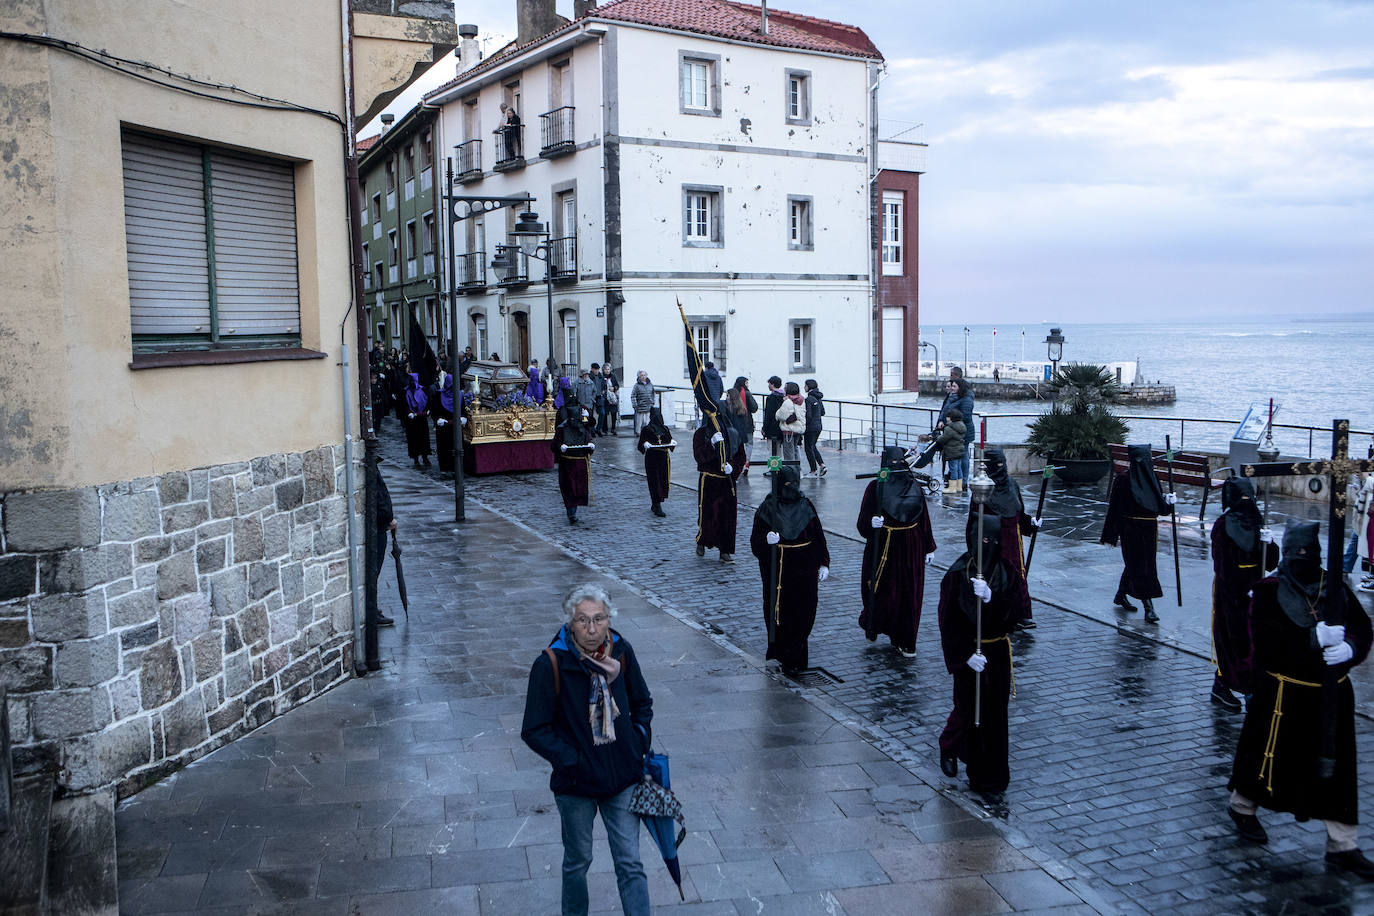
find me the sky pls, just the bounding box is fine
[371,0,1374,324]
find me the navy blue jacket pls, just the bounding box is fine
[938,392,976,445]
[522,628,653,798]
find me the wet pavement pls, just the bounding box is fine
[112,419,1374,914]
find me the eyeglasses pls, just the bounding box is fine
[571,615,609,628]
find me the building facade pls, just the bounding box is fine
[425,0,883,401]
[876,130,927,393]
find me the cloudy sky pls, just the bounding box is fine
[376,0,1374,324]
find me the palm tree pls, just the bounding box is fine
[1026,363,1128,463]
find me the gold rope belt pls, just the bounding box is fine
[772,541,813,624]
[981,635,1015,698]
[869,519,921,592]
[696,471,735,542]
[1257,670,1348,792]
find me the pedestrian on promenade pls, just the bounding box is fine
[432,373,457,474]
[553,403,595,524]
[1226,521,1374,879]
[857,446,934,656]
[1101,444,1174,623]
[573,369,596,418]
[1208,478,1277,711]
[402,373,432,468]
[637,407,675,517]
[802,379,827,478]
[937,514,1020,804]
[630,371,654,435]
[921,408,967,494]
[751,465,829,674]
[774,381,806,468]
[761,376,784,471]
[966,447,1038,629]
[1354,473,1374,590]
[693,413,741,562]
[521,583,655,916]
[371,468,397,628]
[726,376,758,477]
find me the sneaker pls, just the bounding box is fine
[1211,677,1243,712]
[818,466,827,478]
[1360,579,1374,593]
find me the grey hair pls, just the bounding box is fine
[561,583,616,622]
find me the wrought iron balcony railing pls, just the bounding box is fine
[547,234,577,280]
[457,250,486,288]
[493,127,525,171]
[540,107,575,157]
[456,139,482,182]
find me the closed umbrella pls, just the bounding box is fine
[630,751,686,901]
[389,529,409,619]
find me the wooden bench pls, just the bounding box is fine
[1109,444,1225,522]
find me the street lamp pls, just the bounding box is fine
[918,340,939,395]
[491,209,555,372]
[1044,327,1065,381]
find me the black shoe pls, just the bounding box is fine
[720,552,733,563]
[1211,677,1242,712]
[376,615,395,628]
[1113,592,1137,612]
[696,544,706,557]
[422,456,431,466]
[1016,619,1037,630]
[940,752,958,778]
[1229,807,1268,844]
[1143,600,1159,623]
[567,509,578,524]
[652,504,667,517]
[413,459,422,468]
[1326,848,1374,880]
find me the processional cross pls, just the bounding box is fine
[1240,419,1374,777]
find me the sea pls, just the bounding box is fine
[914,315,1374,458]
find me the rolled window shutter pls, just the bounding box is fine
[122,133,211,336]
[210,151,300,337]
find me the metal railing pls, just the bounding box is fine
[496,245,529,286]
[548,235,576,280]
[456,139,482,181]
[457,250,486,288]
[540,106,575,156]
[493,127,524,170]
[651,385,1373,460]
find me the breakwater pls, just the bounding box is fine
[915,379,1176,404]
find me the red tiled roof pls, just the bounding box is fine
[357,134,380,152]
[424,0,879,100]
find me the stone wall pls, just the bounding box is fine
[0,446,356,799]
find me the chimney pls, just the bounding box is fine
[574,0,597,17]
[380,113,395,134]
[760,0,769,35]
[457,23,481,74]
[517,0,561,45]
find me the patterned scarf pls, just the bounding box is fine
[572,634,621,745]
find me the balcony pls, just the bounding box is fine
[540,107,575,158]
[548,235,577,281]
[493,127,525,172]
[457,251,487,289]
[456,139,482,183]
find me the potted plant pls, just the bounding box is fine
[1026,363,1129,484]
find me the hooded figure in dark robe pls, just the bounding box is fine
[1208,477,1278,709]
[552,404,595,523]
[525,366,546,405]
[402,373,432,466]
[750,465,829,674]
[966,447,1038,628]
[1226,521,1374,877]
[370,361,389,432]
[1101,444,1171,621]
[857,446,936,655]
[937,513,1021,801]
[432,374,457,473]
[554,376,571,410]
[637,407,675,517]
[693,410,744,560]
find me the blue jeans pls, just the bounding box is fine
[1346,532,1360,575]
[946,456,967,483]
[554,785,650,916]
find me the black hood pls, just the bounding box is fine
[954,512,1009,621]
[1126,444,1169,515]
[645,406,670,441]
[877,446,925,525]
[756,465,815,540]
[981,447,1023,518]
[559,405,591,446]
[1276,519,1325,628]
[1220,476,1261,553]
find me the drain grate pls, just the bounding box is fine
[786,667,844,687]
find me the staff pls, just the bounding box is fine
[1165,435,1183,606]
[968,457,994,726]
[1023,453,1057,575]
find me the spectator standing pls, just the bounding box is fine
[802,378,827,478]
[926,409,967,493]
[761,376,785,472]
[774,381,806,467]
[371,470,397,628]
[521,584,654,916]
[703,361,724,403]
[573,369,597,416]
[932,378,974,485]
[589,363,607,437]
[499,102,522,158]
[603,366,621,436]
[630,371,654,434]
[726,376,758,476]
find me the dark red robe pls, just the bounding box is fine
[750,513,829,671]
[857,481,935,652]
[552,427,590,509]
[1209,523,1278,694]
[637,426,673,503]
[967,506,1034,623]
[1101,470,1164,600]
[693,426,737,552]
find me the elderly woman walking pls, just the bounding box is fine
[631,370,655,435]
[522,584,655,916]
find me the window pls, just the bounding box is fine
[385,160,396,192]
[388,230,399,265]
[419,129,432,170]
[402,145,414,182]
[787,195,813,250]
[682,185,723,247]
[696,324,712,363]
[785,69,811,125]
[422,213,435,254]
[362,243,370,288]
[373,262,384,290]
[120,130,301,352]
[462,98,479,140]
[424,298,438,341]
[789,320,814,373]
[389,302,402,347]
[405,221,417,262]
[371,192,381,224]
[882,307,904,390]
[472,313,488,357]
[678,52,721,116]
[561,309,578,369]
[882,191,903,276]
[684,319,725,375]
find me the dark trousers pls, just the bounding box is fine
[595,398,608,434]
[803,430,824,472]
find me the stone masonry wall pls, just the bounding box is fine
[0,446,356,799]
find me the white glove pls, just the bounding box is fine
[817,566,829,582]
[871,516,885,529]
[408,412,416,420]
[925,553,935,566]
[560,444,568,453]
[460,416,467,426]
[1031,517,1043,528]
[1260,527,1275,544]
[966,652,987,672]
[669,439,678,447]
[588,442,596,452]
[436,418,447,427]
[970,577,992,603]
[766,531,781,545]
[1164,493,1177,506]
[1316,622,1346,648]
[711,432,724,445]
[722,463,733,475]
[1324,642,1354,666]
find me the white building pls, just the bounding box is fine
[425,0,883,405]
